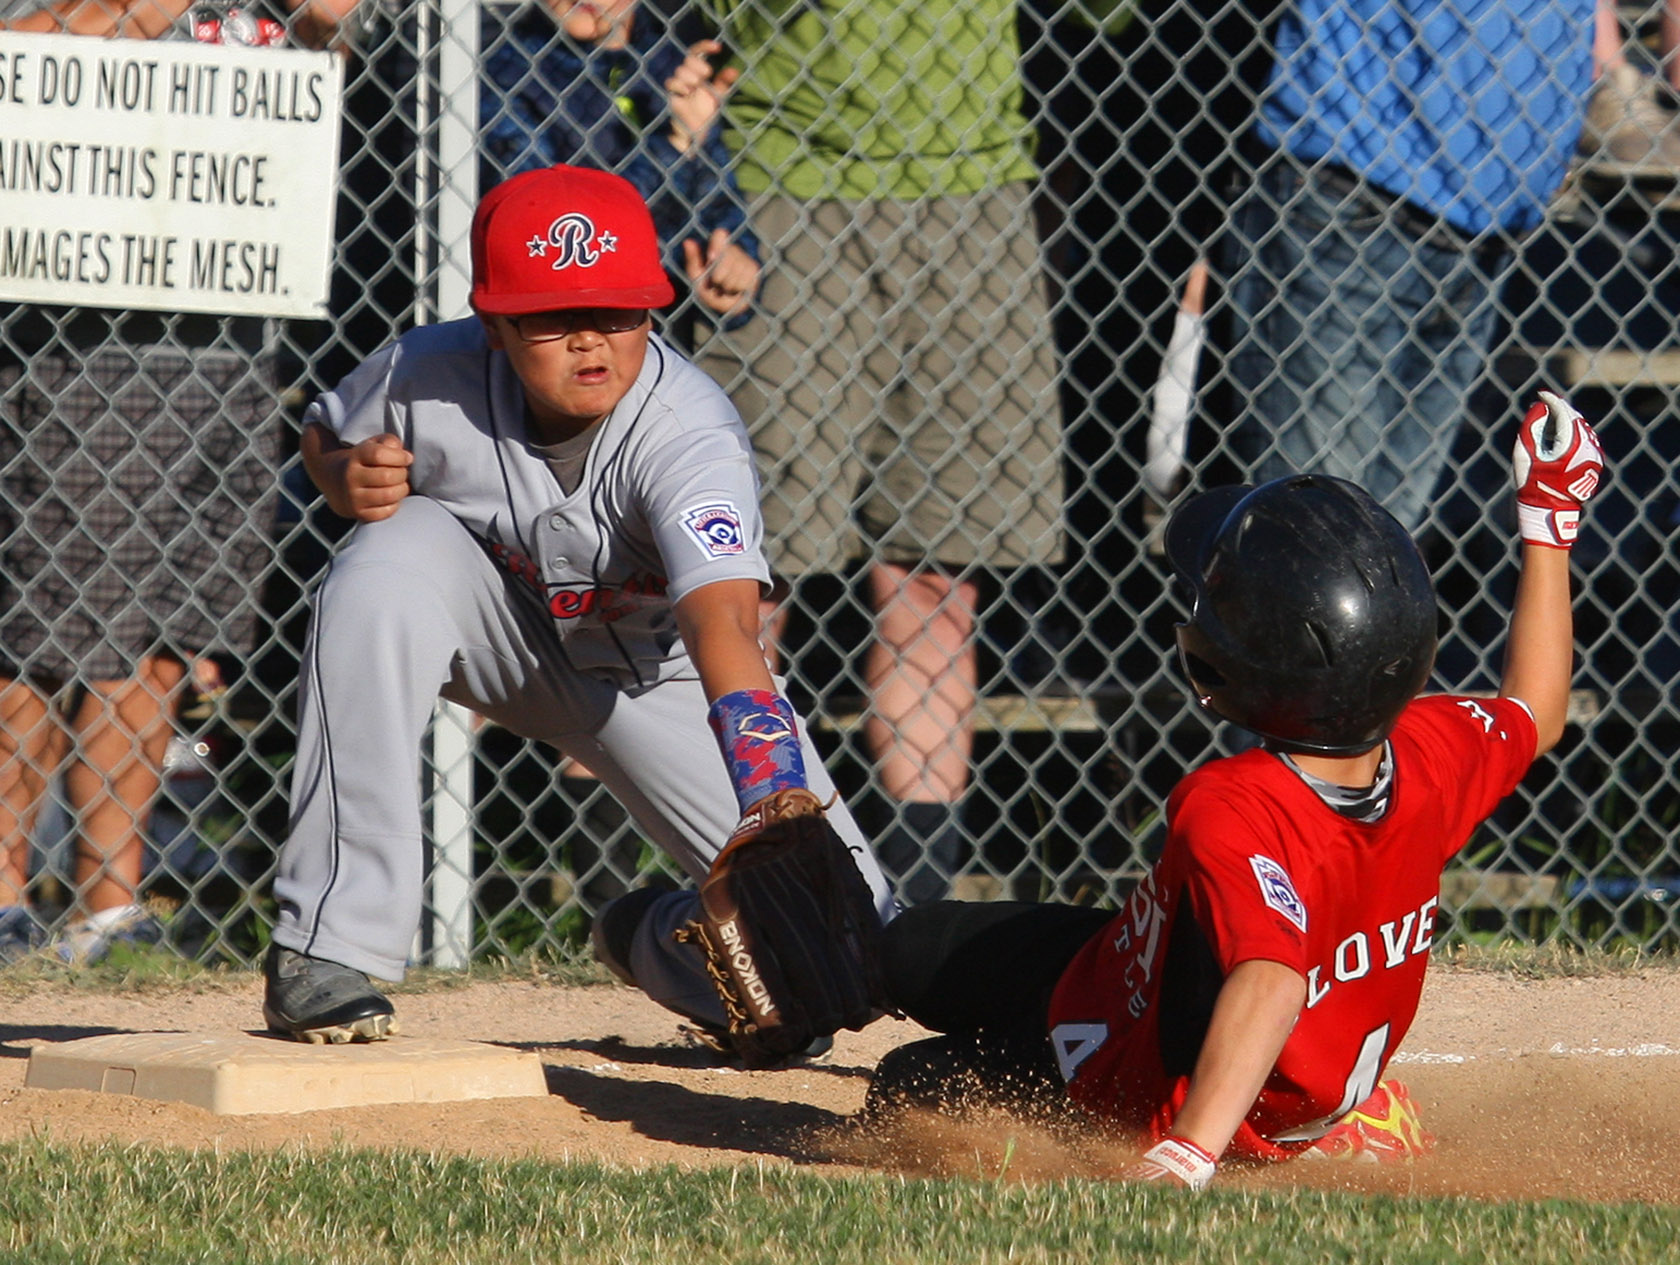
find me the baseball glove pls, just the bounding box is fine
[674,788,890,1067]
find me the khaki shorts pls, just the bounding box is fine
[696,186,1065,576]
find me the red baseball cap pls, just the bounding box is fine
[470,165,676,315]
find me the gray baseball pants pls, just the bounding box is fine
[271,496,893,1026]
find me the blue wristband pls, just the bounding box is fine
[707,689,807,813]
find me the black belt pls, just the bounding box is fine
[1308,161,1509,261]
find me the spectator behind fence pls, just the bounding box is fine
[479,0,760,349]
[1579,0,1680,168]
[1026,0,1280,689]
[693,0,1132,905]
[0,0,302,965]
[1216,0,1595,534]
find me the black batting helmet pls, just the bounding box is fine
[1165,474,1438,755]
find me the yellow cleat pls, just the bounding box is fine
[1307,1079,1436,1163]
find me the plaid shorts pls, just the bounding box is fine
[0,344,283,683]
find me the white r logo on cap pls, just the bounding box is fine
[547,213,602,270]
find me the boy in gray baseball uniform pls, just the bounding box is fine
[264,164,893,1044]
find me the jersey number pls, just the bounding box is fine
[1455,698,1496,732]
[1048,1018,1392,1141]
[1271,1023,1390,1143]
[1049,1023,1109,1081]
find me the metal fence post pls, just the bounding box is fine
[416,0,479,969]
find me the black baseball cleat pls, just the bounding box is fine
[263,945,397,1044]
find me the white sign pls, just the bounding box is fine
[0,31,343,318]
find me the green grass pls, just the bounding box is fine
[1,936,1664,1002]
[6,949,1680,1261]
[1429,940,1662,978]
[0,1141,1675,1265]
[0,941,613,999]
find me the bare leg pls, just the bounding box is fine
[1665,0,1680,91]
[1595,0,1627,73]
[62,655,186,916]
[861,564,979,902]
[0,678,67,906]
[863,563,978,803]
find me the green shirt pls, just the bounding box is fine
[707,0,1134,199]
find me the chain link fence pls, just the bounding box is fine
[3,0,1678,965]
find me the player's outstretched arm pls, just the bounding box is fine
[676,578,809,813]
[1130,959,1306,1189]
[675,578,888,1066]
[1499,392,1605,757]
[301,423,413,523]
[675,578,777,702]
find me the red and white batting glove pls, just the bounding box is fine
[1129,1136,1217,1191]
[1512,391,1605,549]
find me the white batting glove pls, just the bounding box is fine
[1512,391,1605,549]
[1129,1136,1217,1191]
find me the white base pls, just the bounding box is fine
[24,1032,547,1115]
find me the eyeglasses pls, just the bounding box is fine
[506,308,649,342]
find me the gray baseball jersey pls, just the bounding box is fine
[308,319,768,685]
[272,319,892,1026]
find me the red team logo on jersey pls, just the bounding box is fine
[548,573,668,621]
[487,541,541,589]
[485,540,666,622]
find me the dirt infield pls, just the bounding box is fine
[2,962,1676,1204]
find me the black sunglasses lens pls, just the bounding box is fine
[513,310,646,339]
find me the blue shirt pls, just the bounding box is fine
[1257,0,1594,235]
[479,7,759,278]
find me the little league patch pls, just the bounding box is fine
[682,501,747,557]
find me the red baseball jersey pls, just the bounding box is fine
[1047,694,1537,1158]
